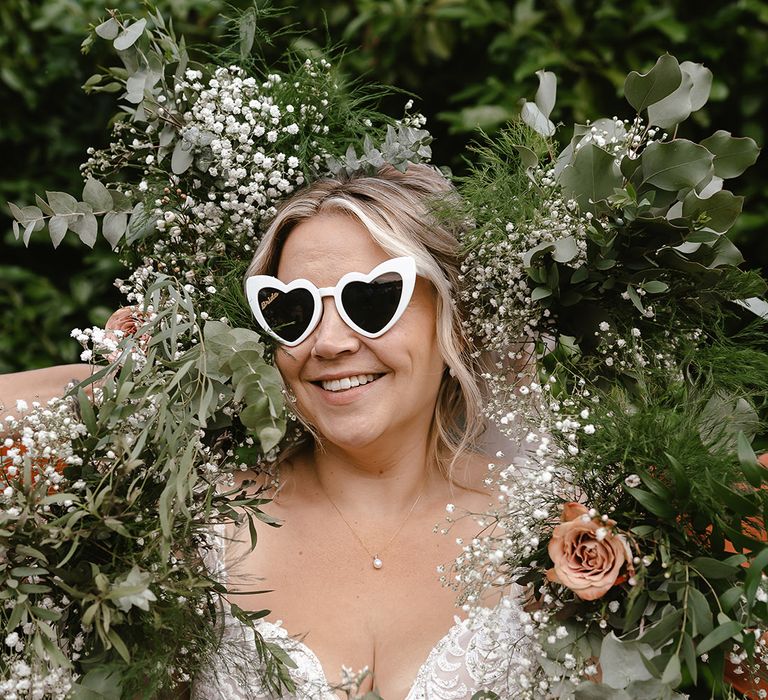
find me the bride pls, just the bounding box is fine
[0,163,537,699]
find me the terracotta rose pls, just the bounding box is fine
[546,502,632,601]
[105,307,145,337]
[104,307,149,362]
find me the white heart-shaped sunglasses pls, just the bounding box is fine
[245,256,417,346]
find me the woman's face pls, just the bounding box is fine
[274,212,445,453]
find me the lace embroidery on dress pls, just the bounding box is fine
[191,526,541,700]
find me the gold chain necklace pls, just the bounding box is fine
[317,475,428,570]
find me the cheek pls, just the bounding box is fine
[275,346,303,388]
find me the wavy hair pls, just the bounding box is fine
[245,164,484,478]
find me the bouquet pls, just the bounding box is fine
[451,55,768,699]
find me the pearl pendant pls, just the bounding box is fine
[372,556,383,569]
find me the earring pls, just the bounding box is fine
[283,386,297,404]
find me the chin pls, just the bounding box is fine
[313,416,391,452]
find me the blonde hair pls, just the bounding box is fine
[246,164,484,478]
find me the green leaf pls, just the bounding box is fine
[49,215,68,248]
[687,587,713,637]
[718,586,743,613]
[69,213,98,247]
[534,69,557,118]
[689,557,739,579]
[95,17,120,40]
[745,547,768,606]
[700,130,760,179]
[102,211,128,249]
[681,190,743,233]
[640,140,714,191]
[560,143,621,211]
[82,178,113,212]
[639,609,684,648]
[680,632,697,685]
[737,431,763,488]
[626,487,676,518]
[520,101,555,137]
[171,139,194,175]
[46,190,79,216]
[641,280,669,293]
[660,654,681,686]
[695,620,743,655]
[624,54,682,112]
[531,286,552,301]
[113,18,147,51]
[107,628,131,662]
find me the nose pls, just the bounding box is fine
[310,297,361,359]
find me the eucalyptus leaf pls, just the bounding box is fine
[647,68,694,129]
[69,213,98,247]
[113,18,147,51]
[49,215,68,248]
[82,178,114,212]
[103,211,128,249]
[534,69,557,118]
[734,297,768,320]
[521,101,555,137]
[239,7,257,60]
[46,190,79,216]
[640,140,713,191]
[599,632,655,689]
[681,60,713,111]
[559,143,621,211]
[624,54,682,112]
[681,189,743,233]
[700,130,760,179]
[172,139,194,175]
[94,17,120,41]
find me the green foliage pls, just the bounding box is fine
[0,276,292,696]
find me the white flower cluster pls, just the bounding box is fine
[0,658,73,700]
[575,115,666,162]
[460,175,589,361]
[1,397,85,509]
[178,63,326,244]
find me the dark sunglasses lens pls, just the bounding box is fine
[258,287,314,343]
[341,272,404,334]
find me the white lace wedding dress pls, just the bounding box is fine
[190,528,540,700]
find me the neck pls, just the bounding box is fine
[311,433,435,518]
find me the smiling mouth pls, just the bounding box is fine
[313,373,384,393]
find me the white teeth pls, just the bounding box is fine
[321,374,379,392]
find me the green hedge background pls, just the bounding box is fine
[1,0,766,373]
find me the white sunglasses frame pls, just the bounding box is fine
[245,256,417,347]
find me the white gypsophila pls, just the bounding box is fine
[459,175,589,366]
[0,658,74,700]
[82,59,337,313]
[440,373,610,695]
[1,396,86,503]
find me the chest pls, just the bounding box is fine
[224,496,489,698]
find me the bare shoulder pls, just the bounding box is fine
[446,450,498,510]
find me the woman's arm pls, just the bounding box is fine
[0,364,94,416]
